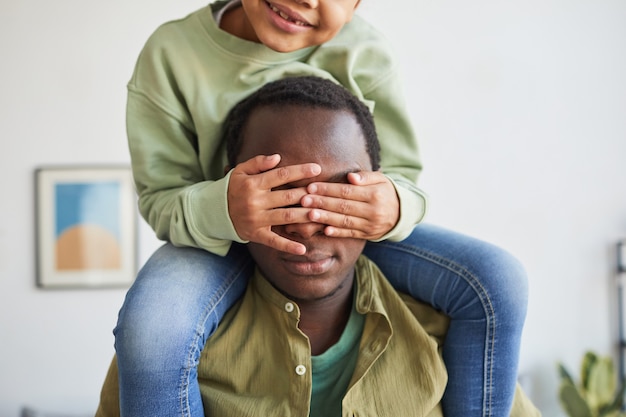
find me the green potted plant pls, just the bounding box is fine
[557,351,626,417]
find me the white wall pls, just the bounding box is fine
[1,0,624,415]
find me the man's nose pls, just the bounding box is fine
[283,222,325,239]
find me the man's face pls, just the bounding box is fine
[237,105,370,303]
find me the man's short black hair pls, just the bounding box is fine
[223,76,381,170]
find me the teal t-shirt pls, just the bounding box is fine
[309,300,365,417]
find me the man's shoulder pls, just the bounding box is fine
[398,293,450,345]
[355,256,541,417]
[355,256,450,343]
[510,384,542,417]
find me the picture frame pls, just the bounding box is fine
[34,166,137,289]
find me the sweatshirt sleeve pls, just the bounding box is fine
[126,39,244,256]
[344,34,428,242]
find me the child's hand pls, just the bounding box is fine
[301,171,399,240]
[227,154,321,255]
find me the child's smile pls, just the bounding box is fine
[224,0,360,53]
[266,1,313,27]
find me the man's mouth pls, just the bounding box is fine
[266,1,312,27]
[282,253,334,275]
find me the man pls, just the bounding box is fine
[96,76,539,417]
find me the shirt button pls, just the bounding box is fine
[284,302,295,312]
[295,365,307,375]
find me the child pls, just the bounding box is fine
[114,0,528,416]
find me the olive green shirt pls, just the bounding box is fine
[96,256,540,417]
[127,1,427,256]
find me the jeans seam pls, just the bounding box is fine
[178,254,253,417]
[371,240,496,417]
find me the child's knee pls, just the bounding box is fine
[114,306,199,370]
[481,245,529,323]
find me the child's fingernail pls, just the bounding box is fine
[308,184,317,193]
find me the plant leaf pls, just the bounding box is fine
[599,381,626,416]
[582,351,599,393]
[559,362,577,386]
[588,357,617,410]
[560,381,593,417]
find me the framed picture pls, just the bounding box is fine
[34,166,137,288]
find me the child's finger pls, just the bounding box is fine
[256,229,307,255]
[265,207,313,226]
[265,188,309,210]
[307,209,369,234]
[258,162,321,190]
[236,154,282,175]
[306,171,389,201]
[306,205,396,240]
[305,182,370,202]
[346,170,386,186]
[321,225,393,240]
[301,194,373,217]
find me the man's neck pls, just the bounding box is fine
[296,281,354,356]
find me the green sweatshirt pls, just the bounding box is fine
[128,0,427,256]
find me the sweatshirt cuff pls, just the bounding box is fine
[373,177,428,242]
[183,171,248,255]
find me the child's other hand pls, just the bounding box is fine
[301,171,399,240]
[227,154,321,255]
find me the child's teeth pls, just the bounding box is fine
[269,2,307,25]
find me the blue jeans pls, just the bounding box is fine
[114,223,528,417]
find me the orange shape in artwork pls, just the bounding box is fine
[55,224,121,270]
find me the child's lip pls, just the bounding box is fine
[265,1,314,27]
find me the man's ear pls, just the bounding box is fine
[224,165,232,176]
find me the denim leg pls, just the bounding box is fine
[113,242,253,417]
[363,224,528,417]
